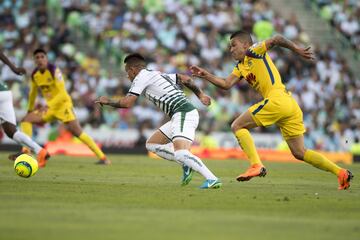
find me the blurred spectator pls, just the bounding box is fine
[313,0,360,50]
[0,0,358,151]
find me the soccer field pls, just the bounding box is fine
[0,153,359,240]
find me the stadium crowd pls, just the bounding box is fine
[311,0,359,51]
[0,0,359,151]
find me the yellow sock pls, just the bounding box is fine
[21,122,33,138]
[78,132,106,159]
[20,122,33,152]
[303,150,341,176]
[235,129,262,165]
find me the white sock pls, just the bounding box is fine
[174,150,217,180]
[12,131,42,154]
[146,143,182,165]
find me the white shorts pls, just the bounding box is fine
[0,91,16,125]
[159,109,199,142]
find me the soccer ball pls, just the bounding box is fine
[14,154,38,178]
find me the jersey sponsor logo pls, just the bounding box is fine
[245,73,256,86]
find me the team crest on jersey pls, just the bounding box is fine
[248,60,253,67]
[245,73,256,85]
[47,78,52,82]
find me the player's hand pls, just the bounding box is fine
[190,65,208,78]
[12,67,26,76]
[95,96,110,107]
[199,94,211,106]
[296,46,315,62]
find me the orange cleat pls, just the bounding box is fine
[236,164,267,182]
[37,148,50,168]
[337,169,353,190]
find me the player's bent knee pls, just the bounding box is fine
[22,114,40,123]
[291,150,305,160]
[230,122,241,133]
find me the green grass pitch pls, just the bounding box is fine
[0,153,359,240]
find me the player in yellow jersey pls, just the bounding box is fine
[190,31,353,190]
[11,48,110,166]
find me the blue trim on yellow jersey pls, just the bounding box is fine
[245,49,263,59]
[262,56,274,85]
[47,64,56,78]
[252,99,269,115]
[31,64,56,80]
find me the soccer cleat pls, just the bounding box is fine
[181,165,193,186]
[8,152,23,161]
[95,157,111,165]
[236,164,267,182]
[337,169,353,190]
[199,179,222,189]
[37,148,50,168]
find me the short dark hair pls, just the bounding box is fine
[124,53,146,68]
[33,48,47,56]
[230,31,253,44]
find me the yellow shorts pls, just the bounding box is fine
[41,104,76,123]
[249,94,305,139]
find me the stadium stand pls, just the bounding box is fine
[0,0,359,152]
[310,0,359,52]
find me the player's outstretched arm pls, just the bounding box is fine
[189,65,239,90]
[177,74,211,106]
[95,94,138,108]
[265,35,315,61]
[0,50,26,75]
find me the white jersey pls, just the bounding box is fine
[0,91,16,125]
[128,69,195,117]
[0,63,14,124]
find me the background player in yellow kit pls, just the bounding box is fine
[14,48,110,166]
[190,31,353,190]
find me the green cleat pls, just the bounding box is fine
[181,165,193,186]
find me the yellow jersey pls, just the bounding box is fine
[29,64,72,111]
[232,41,286,98]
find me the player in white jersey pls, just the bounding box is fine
[96,53,221,189]
[0,50,49,164]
